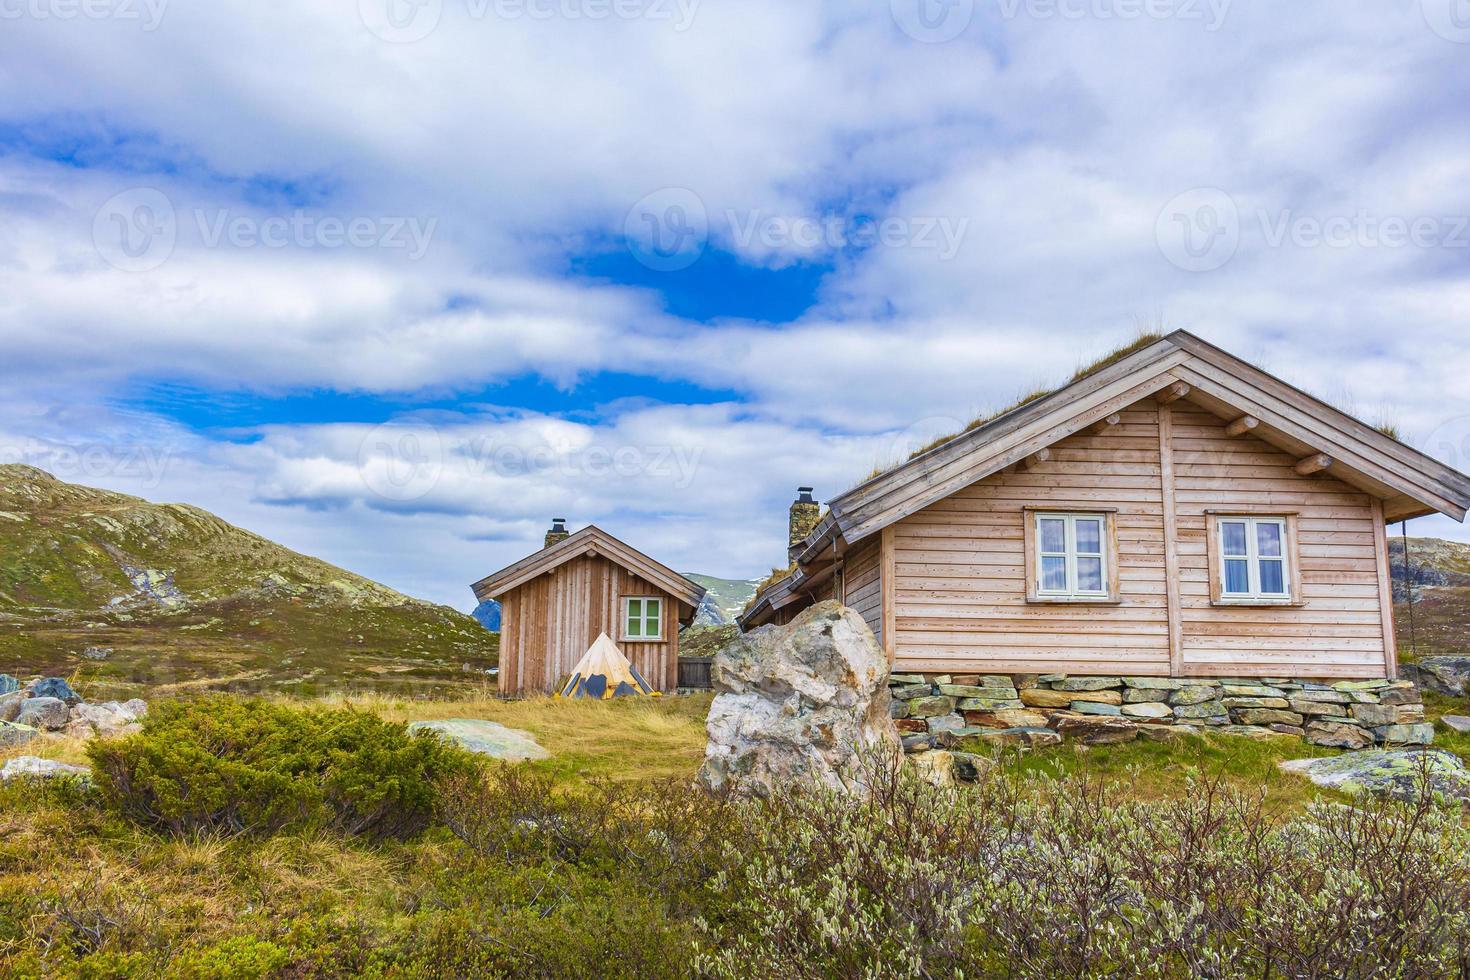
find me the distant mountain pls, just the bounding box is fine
[683,573,762,627]
[471,599,501,632]
[0,465,497,699]
[1390,536,1470,660]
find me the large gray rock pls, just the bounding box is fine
[1399,658,1470,697]
[29,678,80,705]
[1279,750,1470,803]
[0,721,38,749]
[64,700,148,738]
[700,601,901,797]
[407,719,549,761]
[0,691,24,724]
[0,756,91,782]
[0,674,18,695]
[14,697,69,731]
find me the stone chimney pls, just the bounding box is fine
[788,487,820,549]
[544,518,570,549]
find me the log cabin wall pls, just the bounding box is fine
[498,553,680,695]
[886,398,1393,679]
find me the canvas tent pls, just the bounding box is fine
[557,633,659,699]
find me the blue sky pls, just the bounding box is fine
[2,0,1469,609]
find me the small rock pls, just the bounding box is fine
[0,757,90,782]
[14,697,69,731]
[82,647,112,661]
[1235,708,1304,727]
[1374,723,1435,747]
[29,678,81,705]
[895,718,929,734]
[1290,699,1352,718]
[908,696,958,719]
[1395,705,1427,725]
[1216,725,1293,740]
[1121,701,1173,720]
[0,674,20,695]
[1071,701,1122,717]
[892,683,934,701]
[1222,684,1286,698]
[1136,724,1182,742]
[1009,674,1040,690]
[950,752,992,780]
[1332,679,1390,692]
[943,726,1062,750]
[1268,724,1306,737]
[1441,715,1470,734]
[925,714,966,736]
[1280,749,1470,803]
[1305,720,1374,749]
[888,674,926,685]
[1055,677,1122,692]
[1222,696,1290,710]
[1380,685,1421,707]
[960,707,1048,729]
[890,700,911,720]
[937,685,1017,699]
[1350,703,1397,727]
[1170,686,1220,706]
[1172,700,1228,720]
[901,734,933,753]
[1052,715,1137,745]
[956,696,1024,711]
[1020,688,1121,708]
[1121,677,1185,690]
[906,750,956,787]
[1290,689,1351,704]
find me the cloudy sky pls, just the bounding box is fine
[2,0,1469,609]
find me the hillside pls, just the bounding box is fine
[0,465,496,698]
[683,573,761,626]
[1391,535,1470,660]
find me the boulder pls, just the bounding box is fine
[1350,703,1397,727]
[906,750,956,788]
[1052,715,1137,745]
[0,756,91,782]
[0,674,18,695]
[14,697,69,731]
[29,678,80,705]
[64,700,149,737]
[1379,684,1421,707]
[0,691,24,723]
[1398,658,1470,697]
[1304,720,1374,750]
[700,602,901,797]
[408,719,549,761]
[1441,715,1470,734]
[1374,723,1435,747]
[0,721,38,749]
[1279,750,1470,804]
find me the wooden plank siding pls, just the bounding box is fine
[498,553,681,695]
[842,535,883,642]
[884,398,1395,679]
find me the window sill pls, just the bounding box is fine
[1210,598,1305,608]
[1027,595,1123,605]
[621,634,665,643]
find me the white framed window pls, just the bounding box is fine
[622,596,663,640]
[1216,516,1291,601]
[1031,512,1111,599]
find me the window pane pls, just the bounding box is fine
[1256,522,1283,558]
[1221,522,1248,557]
[627,599,642,617]
[1075,519,1102,555]
[1077,557,1104,592]
[1224,559,1250,594]
[627,616,641,637]
[1259,560,1286,595]
[1041,556,1067,591]
[1039,518,1065,553]
[646,601,661,636]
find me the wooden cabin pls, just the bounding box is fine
[472,522,705,696]
[742,331,1470,682]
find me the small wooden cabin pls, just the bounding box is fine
[472,522,706,696]
[742,331,1470,682]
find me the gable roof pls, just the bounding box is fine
[791,328,1470,566]
[471,525,706,610]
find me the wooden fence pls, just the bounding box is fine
[677,656,714,690]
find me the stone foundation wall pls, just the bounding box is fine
[890,672,1430,755]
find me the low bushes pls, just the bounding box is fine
[87,696,475,839]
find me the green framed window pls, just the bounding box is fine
[623,596,663,640]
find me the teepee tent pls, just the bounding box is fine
[557,633,659,699]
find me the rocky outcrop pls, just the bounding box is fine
[700,601,900,797]
[1280,750,1470,803]
[1399,658,1470,697]
[0,757,91,782]
[0,677,146,739]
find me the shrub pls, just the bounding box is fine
[88,696,475,839]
